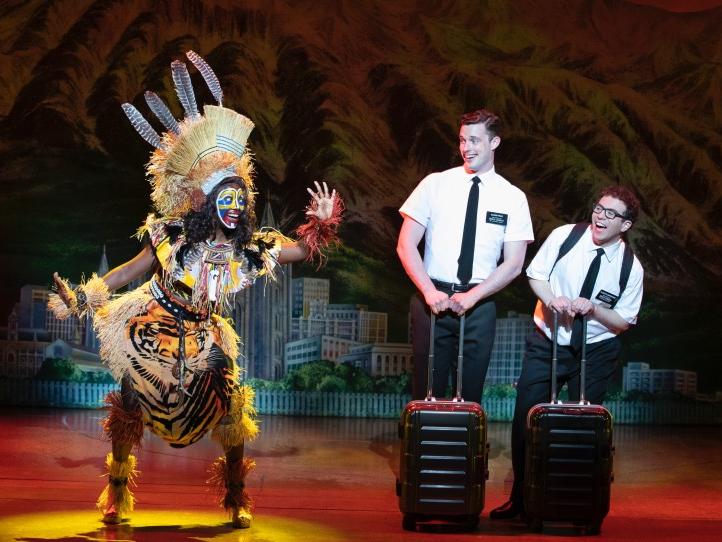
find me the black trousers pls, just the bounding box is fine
[509,329,621,504]
[409,291,496,404]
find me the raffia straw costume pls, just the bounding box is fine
[48,51,342,528]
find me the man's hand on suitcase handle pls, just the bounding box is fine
[570,297,595,316]
[547,295,575,317]
[423,288,450,314]
[449,291,478,315]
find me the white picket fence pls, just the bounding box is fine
[1,379,721,425]
[0,379,117,408]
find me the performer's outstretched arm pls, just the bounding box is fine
[96,245,156,290]
[277,241,309,264]
[51,245,155,314]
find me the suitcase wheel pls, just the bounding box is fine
[464,515,480,530]
[402,514,416,531]
[572,521,601,535]
[527,516,543,533]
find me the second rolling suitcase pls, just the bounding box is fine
[524,313,614,535]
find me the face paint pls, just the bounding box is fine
[216,186,247,229]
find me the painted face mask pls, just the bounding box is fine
[216,186,247,229]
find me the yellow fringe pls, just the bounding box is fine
[95,284,242,382]
[48,274,109,319]
[213,315,241,373]
[239,385,259,442]
[94,283,153,381]
[96,453,138,517]
[79,273,110,316]
[253,228,293,281]
[212,385,259,447]
[47,291,75,320]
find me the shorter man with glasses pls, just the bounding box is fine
[490,185,644,520]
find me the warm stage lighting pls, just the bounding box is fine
[0,510,343,541]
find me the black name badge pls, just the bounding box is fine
[596,289,619,306]
[486,211,508,226]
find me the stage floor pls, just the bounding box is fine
[0,407,721,541]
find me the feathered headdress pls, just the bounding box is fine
[122,51,256,217]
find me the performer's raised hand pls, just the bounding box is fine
[52,272,73,308]
[306,181,337,221]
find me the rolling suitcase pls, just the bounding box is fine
[524,312,614,535]
[397,313,489,531]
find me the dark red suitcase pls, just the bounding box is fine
[524,313,614,535]
[397,313,489,531]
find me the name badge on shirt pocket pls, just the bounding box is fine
[486,211,508,226]
[596,289,619,307]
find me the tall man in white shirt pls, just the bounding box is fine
[397,109,534,403]
[490,185,644,520]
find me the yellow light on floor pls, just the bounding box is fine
[0,510,344,541]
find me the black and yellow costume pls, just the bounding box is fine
[90,214,289,523]
[48,49,341,529]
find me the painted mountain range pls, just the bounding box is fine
[1,0,721,383]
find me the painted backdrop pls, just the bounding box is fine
[1,0,721,388]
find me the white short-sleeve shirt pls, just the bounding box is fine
[399,166,534,284]
[526,224,644,345]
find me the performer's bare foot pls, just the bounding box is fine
[232,506,252,529]
[102,506,121,525]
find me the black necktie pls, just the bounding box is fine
[457,176,481,285]
[571,247,604,350]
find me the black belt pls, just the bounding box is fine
[431,279,480,293]
[149,279,206,322]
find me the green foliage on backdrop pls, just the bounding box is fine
[247,360,410,394]
[34,358,115,384]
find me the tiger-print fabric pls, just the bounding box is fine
[122,298,236,448]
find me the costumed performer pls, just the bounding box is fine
[48,50,343,529]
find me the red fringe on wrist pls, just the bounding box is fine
[295,194,344,268]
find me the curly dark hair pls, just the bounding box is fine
[177,177,257,267]
[599,185,640,222]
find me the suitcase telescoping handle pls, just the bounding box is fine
[426,313,466,402]
[550,309,589,405]
[579,314,589,405]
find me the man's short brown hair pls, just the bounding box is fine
[460,109,501,138]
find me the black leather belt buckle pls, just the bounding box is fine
[432,279,476,293]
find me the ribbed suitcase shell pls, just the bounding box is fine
[524,403,613,533]
[397,313,488,530]
[523,314,614,534]
[398,399,487,528]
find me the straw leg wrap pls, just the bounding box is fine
[96,453,138,519]
[208,455,256,527]
[211,384,259,448]
[101,390,144,449]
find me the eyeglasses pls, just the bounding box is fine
[593,203,629,221]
